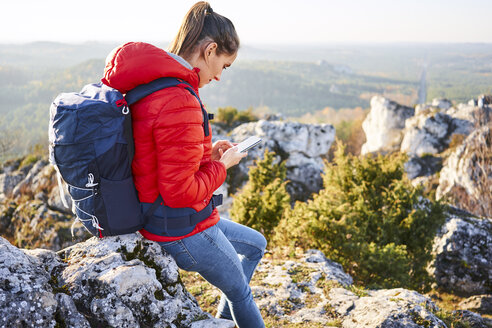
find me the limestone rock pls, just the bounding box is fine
[0,234,225,328]
[47,184,72,214]
[428,211,492,295]
[436,125,492,217]
[445,102,491,125]
[478,95,492,108]
[231,120,335,159]
[432,98,453,110]
[252,250,459,327]
[0,171,24,200]
[253,249,352,325]
[459,295,492,315]
[54,293,91,328]
[400,112,473,157]
[58,234,205,327]
[454,310,492,328]
[404,155,442,180]
[228,120,335,201]
[0,237,60,328]
[329,287,446,328]
[361,96,414,155]
[190,319,236,328]
[12,159,49,199]
[361,96,489,188]
[1,199,88,251]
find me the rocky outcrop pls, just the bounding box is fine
[428,209,492,295]
[0,234,233,328]
[215,119,336,201]
[4,236,489,328]
[362,95,490,158]
[361,96,414,155]
[250,250,490,327]
[0,158,87,251]
[459,295,492,315]
[362,95,491,218]
[328,288,446,328]
[436,125,492,217]
[404,155,443,180]
[0,236,66,328]
[400,111,473,157]
[252,249,352,324]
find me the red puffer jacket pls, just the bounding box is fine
[102,42,227,242]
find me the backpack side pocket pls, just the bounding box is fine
[97,176,144,236]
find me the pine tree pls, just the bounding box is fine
[275,141,446,290]
[230,150,290,241]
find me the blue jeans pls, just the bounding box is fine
[158,219,266,328]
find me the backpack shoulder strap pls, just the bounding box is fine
[124,77,211,136]
[125,77,182,105]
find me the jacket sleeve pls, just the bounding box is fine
[152,92,227,209]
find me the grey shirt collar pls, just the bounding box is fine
[167,52,193,70]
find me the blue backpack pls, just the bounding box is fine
[49,77,213,237]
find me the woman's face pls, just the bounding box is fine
[196,43,237,88]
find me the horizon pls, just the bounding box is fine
[3,40,492,47]
[4,0,492,44]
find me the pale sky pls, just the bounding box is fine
[2,0,492,44]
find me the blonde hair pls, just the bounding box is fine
[168,1,239,59]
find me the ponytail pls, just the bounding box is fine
[168,1,239,59]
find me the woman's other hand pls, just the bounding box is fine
[211,140,234,161]
[219,146,247,169]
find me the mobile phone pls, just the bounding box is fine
[237,136,262,153]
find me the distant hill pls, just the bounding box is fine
[0,42,492,157]
[200,60,415,115]
[0,41,118,68]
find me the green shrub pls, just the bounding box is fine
[216,106,258,128]
[19,154,39,169]
[230,150,290,241]
[274,142,446,290]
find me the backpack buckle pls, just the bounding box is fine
[85,173,98,188]
[211,194,223,209]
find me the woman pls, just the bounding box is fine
[102,2,266,327]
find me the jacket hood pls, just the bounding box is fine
[101,42,200,93]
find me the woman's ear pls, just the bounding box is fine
[204,42,218,60]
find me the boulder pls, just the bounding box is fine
[47,185,73,214]
[328,287,446,328]
[12,159,49,198]
[0,171,24,200]
[57,234,207,327]
[0,236,79,328]
[428,210,492,295]
[0,234,229,327]
[404,155,442,180]
[436,125,492,217]
[453,310,492,328]
[0,199,88,250]
[400,112,474,157]
[478,94,492,108]
[227,120,335,201]
[432,98,453,110]
[459,294,492,315]
[252,249,352,324]
[361,96,414,155]
[445,102,491,125]
[2,235,491,327]
[252,250,459,327]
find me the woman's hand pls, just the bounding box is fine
[211,140,234,161]
[219,146,247,169]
